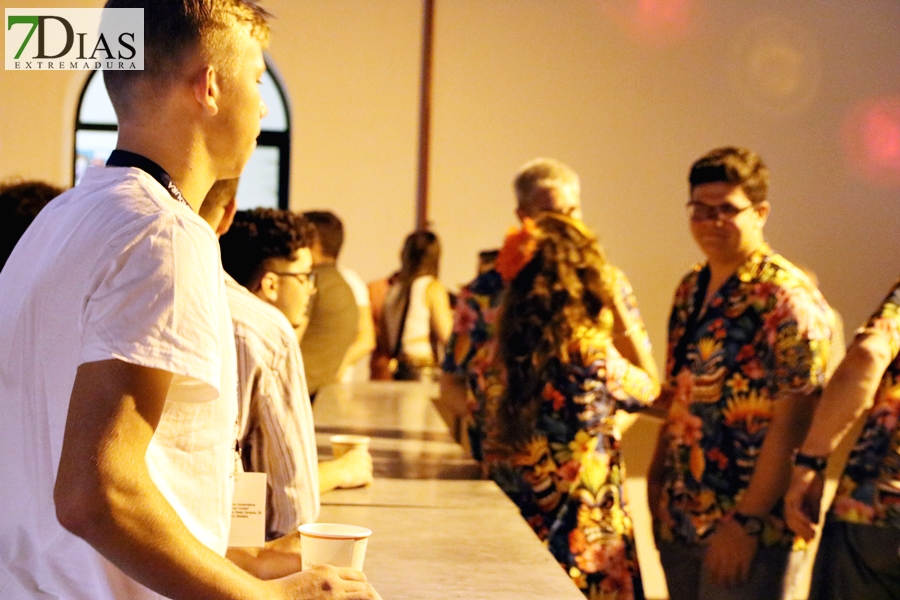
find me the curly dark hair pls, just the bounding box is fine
[0,179,65,270]
[689,146,769,205]
[496,213,610,439]
[219,208,316,289]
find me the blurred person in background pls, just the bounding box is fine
[0,178,65,271]
[784,278,900,600]
[300,210,360,399]
[382,230,453,381]
[298,211,381,385]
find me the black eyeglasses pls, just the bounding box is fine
[686,201,755,223]
[272,271,316,288]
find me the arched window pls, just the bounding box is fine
[73,57,291,210]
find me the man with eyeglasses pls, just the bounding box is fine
[213,201,373,542]
[647,147,835,600]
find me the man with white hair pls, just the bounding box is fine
[440,157,656,462]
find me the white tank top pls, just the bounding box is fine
[385,275,436,362]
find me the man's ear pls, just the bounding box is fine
[192,65,219,116]
[216,197,238,237]
[755,200,770,227]
[256,271,279,304]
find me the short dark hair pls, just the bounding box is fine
[0,179,65,270]
[302,210,344,259]
[219,208,316,289]
[689,146,769,205]
[103,0,271,117]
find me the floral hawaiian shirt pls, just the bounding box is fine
[830,278,900,529]
[657,244,833,547]
[442,268,505,461]
[443,266,654,465]
[483,324,658,600]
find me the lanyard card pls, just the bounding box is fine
[228,471,267,548]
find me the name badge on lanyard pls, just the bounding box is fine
[228,471,267,548]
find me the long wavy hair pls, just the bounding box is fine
[496,213,610,442]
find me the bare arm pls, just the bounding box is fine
[601,267,659,386]
[339,304,377,378]
[437,371,470,444]
[54,359,379,600]
[318,447,373,494]
[427,279,454,352]
[784,330,895,540]
[798,330,892,457]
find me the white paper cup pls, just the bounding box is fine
[330,434,370,458]
[298,523,372,571]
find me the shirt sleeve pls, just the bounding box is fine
[80,213,225,399]
[860,278,900,361]
[427,279,454,352]
[767,278,833,400]
[442,285,480,375]
[570,330,659,419]
[244,335,320,537]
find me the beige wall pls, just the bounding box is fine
[3,0,898,367]
[2,2,899,595]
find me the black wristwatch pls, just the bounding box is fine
[793,451,828,473]
[732,511,764,537]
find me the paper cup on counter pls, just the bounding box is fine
[298,523,372,571]
[330,434,370,458]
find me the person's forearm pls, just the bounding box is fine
[57,439,264,600]
[640,385,674,420]
[342,310,377,368]
[800,331,894,457]
[55,361,269,600]
[317,449,372,493]
[428,281,454,348]
[318,459,345,494]
[607,295,659,386]
[735,392,818,517]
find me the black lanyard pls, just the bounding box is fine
[106,150,190,208]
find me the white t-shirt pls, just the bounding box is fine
[338,266,371,308]
[338,266,372,383]
[0,166,237,600]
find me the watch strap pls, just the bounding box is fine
[794,451,828,472]
[731,511,764,537]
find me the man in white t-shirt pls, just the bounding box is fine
[0,2,380,599]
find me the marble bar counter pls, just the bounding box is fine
[321,477,518,512]
[312,380,451,441]
[311,381,583,598]
[317,432,480,480]
[314,381,481,479]
[318,503,585,600]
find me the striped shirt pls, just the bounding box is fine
[226,275,320,538]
